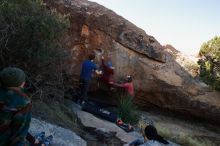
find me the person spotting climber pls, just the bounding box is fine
[0,67,32,146]
[100,56,114,89]
[79,53,102,104]
[110,75,134,98]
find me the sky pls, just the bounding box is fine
[89,0,220,55]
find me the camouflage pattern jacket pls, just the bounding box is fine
[0,87,32,146]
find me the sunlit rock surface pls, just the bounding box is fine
[44,0,220,124]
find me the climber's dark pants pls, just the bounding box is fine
[79,78,90,101]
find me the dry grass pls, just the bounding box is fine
[135,111,220,146]
[156,124,220,146]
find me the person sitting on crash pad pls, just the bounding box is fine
[128,125,170,146]
[0,67,32,146]
[110,75,134,98]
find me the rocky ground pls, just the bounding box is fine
[29,118,87,146]
[32,98,123,146]
[32,97,220,146]
[139,110,220,146]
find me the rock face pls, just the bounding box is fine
[29,118,87,146]
[44,0,220,124]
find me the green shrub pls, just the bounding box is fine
[198,36,220,91]
[184,62,199,71]
[117,96,139,124]
[0,0,69,99]
[0,0,68,69]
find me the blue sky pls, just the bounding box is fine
[89,0,220,55]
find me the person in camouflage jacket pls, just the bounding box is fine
[0,67,32,146]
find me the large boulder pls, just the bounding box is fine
[44,0,220,124]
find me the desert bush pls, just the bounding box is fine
[0,0,69,99]
[0,0,68,67]
[117,96,139,124]
[198,36,220,90]
[184,62,199,71]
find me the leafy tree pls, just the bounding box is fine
[0,0,69,99]
[198,36,220,90]
[0,0,68,68]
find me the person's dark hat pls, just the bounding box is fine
[88,53,95,60]
[0,67,26,87]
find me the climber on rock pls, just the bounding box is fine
[79,52,102,105]
[99,56,115,92]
